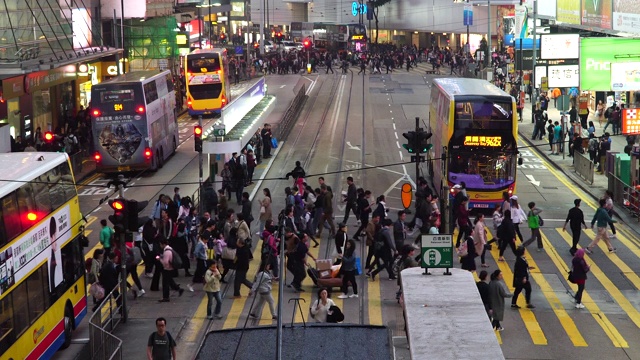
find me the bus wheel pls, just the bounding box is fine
[173,138,177,153]
[60,306,73,349]
[157,153,163,169]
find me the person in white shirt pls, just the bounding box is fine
[309,287,335,322]
[509,196,527,243]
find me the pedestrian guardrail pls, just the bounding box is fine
[608,173,640,222]
[275,83,306,141]
[89,288,124,360]
[573,151,594,185]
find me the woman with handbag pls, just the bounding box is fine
[571,249,590,309]
[460,236,477,273]
[310,287,336,322]
[258,188,273,236]
[472,214,489,268]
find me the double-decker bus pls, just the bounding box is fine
[0,152,86,359]
[185,48,230,117]
[91,70,178,173]
[429,78,518,209]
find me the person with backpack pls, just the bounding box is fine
[571,249,590,309]
[521,202,543,251]
[261,220,279,280]
[587,134,599,163]
[233,239,253,298]
[99,219,114,257]
[122,242,145,298]
[497,210,517,262]
[170,218,192,277]
[147,317,177,360]
[187,234,208,292]
[96,252,120,311]
[369,219,397,281]
[157,238,184,302]
[511,247,536,309]
[337,239,359,299]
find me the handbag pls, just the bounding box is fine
[567,270,576,284]
[260,205,266,214]
[222,247,237,260]
[271,137,278,149]
[538,215,544,227]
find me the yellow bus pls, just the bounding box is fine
[429,78,519,209]
[185,48,230,117]
[0,152,86,359]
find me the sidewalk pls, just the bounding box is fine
[518,102,640,236]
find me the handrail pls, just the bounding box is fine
[89,287,124,360]
[275,83,307,141]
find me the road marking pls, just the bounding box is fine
[525,174,541,187]
[557,230,640,331]
[222,244,265,329]
[280,85,286,88]
[346,141,361,151]
[328,77,346,147]
[583,229,640,291]
[368,265,383,325]
[485,228,547,345]
[545,231,628,347]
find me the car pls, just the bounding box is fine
[281,41,297,52]
[264,40,276,53]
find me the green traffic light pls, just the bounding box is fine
[402,144,415,153]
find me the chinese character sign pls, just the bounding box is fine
[463,136,502,147]
[548,65,580,88]
[623,109,640,135]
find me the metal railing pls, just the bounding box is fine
[607,173,640,222]
[69,148,89,176]
[89,288,124,360]
[275,83,307,141]
[573,151,594,184]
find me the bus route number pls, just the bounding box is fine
[114,103,124,111]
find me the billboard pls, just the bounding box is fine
[581,0,612,29]
[548,64,580,88]
[557,0,581,24]
[540,34,579,59]
[580,38,640,90]
[611,62,640,91]
[613,0,640,33]
[622,109,640,135]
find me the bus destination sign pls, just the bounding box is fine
[463,135,501,147]
[114,103,124,111]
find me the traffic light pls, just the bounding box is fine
[194,125,203,152]
[108,198,127,233]
[402,130,433,154]
[219,33,226,44]
[303,39,311,50]
[126,199,149,232]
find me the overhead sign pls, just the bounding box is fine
[421,234,453,269]
[463,136,502,147]
[556,0,580,24]
[540,34,579,60]
[463,5,473,26]
[541,77,548,91]
[351,1,367,16]
[613,1,640,33]
[623,109,640,135]
[580,38,640,91]
[611,62,640,91]
[581,0,612,29]
[548,64,579,88]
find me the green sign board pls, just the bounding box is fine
[420,234,453,269]
[580,38,640,91]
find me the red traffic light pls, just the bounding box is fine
[110,199,125,211]
[44,132,54,142]
[194,125,202,136]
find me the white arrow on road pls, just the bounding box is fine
[525,174,541,186]
[346,141,361,151]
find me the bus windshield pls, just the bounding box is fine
[187,54,221,73]
[449,152,516,190]
[454,100,513,131]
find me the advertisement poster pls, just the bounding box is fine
[611,62,640,91]
[557,0,581,24]
[540,34,580,59]
[548,65,580,88]
[582,0,612,28]
[580,38,640,90]
[622,109,640,135]
[613,0,640,33]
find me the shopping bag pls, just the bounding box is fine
[271,137,278,149]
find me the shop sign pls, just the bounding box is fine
[580,38,640,91]
[540,34,579,60]
[578,94,589,115]
[541,77,548,91]
[2,75,25,99]
[25,66,76,94]
[548,64,579,88]
[556,0,580,25]
[613,2,640,33]
[622,109,640,135]
[581,0,612,29]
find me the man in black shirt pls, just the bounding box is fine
[147,317,177,360]
[563,199,587,255]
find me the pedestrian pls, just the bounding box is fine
[334,223,348,264]
[187,234,208,292]
[316,185,336,238]
[247,149,257,184]
[364,214,381,275]
[455,197,471,248]
[354,190,372,238]
[563,199,587,255]
[546,120,555,152]
[232,239,253,298]
[309,287,336,323]
[157,238,184,302]
[260,123,273,159]
[511,247,536,309]
[261,220,280,280]
[521,201,543,251]
[88,249,104,307]
[342,176,358,225]
[460,235,477,273]
[488,269,512,331]
[147,317,177,360]
[258,188,273,235]
[337,239,359,299]
[370,219,397,281]
[99,219,114,257]
[203,261,223,319]
[96,252,120,311]
[476,270,491,319]
[571,249,590,309]
[472,214,489,268]
[603,190,619,239]
[585,198,617,254]
[393,210,409,251]
[509,196,526,243]
[249,262,278,320]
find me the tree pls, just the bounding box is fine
[369,0,393,44]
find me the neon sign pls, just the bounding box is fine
[463,136,502,147]
[352,2,367,16]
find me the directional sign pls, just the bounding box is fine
[421,234,453,268]
[213,126,226,137]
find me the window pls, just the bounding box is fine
[15,183,37,231]
[62,237,84,286]
[188,83,222,100]
[187,55,221,73]
[10,281,28,338]
[143,81,158,104]
[26,267,47,323]
[1,194,22,242]
[454,100,513,131]
[0,295,14,354]
[165,74,174,94]
[449,152,516,190]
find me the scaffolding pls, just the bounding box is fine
[125,16,178,72]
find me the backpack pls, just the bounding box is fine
[588,138,598,152]
[85,258,96,284]
[151,331,175,350]
[89,282,105,300]
[261,234,276,257]
[167,248,182,269]
[457,241,468,257]
[392,256,403,278]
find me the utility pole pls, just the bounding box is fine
[198,115,204,213]
[487,0,491,69]
[260,0,265,55]
[531,0,538,123]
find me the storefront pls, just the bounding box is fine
[75,60,129,110]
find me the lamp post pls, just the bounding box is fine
[531,0,538,123]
